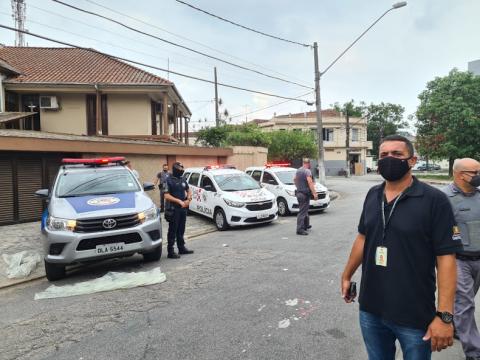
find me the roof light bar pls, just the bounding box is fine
[62,157,126,165]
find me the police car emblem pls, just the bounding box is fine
[202,193,207,202]
[87,197,120,206]
[102,218,117,229]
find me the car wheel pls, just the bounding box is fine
[277,198,290,216]
[143,245,162,262]
[44,260,66,281]
[214,208,229,231]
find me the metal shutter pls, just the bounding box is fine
[17,159,43,222]
[0,158,14,225]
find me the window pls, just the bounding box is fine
[188,172,200,186]
[262,172,278,185]
[351,128,359,142]
[251,170,262,182]
[183,172,191,181]
[246,170,252,176]
[213,174,260,191]
[322,128,334,141]
[200,176,215,191]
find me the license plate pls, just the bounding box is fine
[257,213,269,219]
[95,242,125,255]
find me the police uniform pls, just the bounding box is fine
[157,170,170,212]
[443,183,480,359]
[164,171,191,257]
[295,166,312,234]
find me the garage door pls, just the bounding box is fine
[0,158,14,225]
[17,158,44,222]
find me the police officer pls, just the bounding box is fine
[163,162,194,259]
[154,163,170,212]
[443,158,480,360]
[294,158,318,235]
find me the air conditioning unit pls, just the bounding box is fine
[39,96,59,109]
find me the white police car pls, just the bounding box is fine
[246,164,330,216]
[183,165,278,230]
[35,157,162,281]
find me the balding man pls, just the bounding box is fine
[443,158,480,360]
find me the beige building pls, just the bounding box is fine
[252,110,373,175]
[0,46,191,143]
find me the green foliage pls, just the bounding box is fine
[195,123,268,147]
[267,130,317,161]
[364,102,406,157]
[416,69,480,166]
[333,99,364,118]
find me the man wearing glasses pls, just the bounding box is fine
[443,158,480,360]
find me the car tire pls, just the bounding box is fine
[277,198,290,216]
[143,245,162,262]
[44,260,66,281]
[214,208,229,231]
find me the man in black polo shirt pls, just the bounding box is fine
[341,135,462,359]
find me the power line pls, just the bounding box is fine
[175,0,311,48]
[229,91,314,119]
[50,0,313,90]
[82,0,309,84]
[0,24,313,104]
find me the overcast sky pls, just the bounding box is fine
[1,0,479,132]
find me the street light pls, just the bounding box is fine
[314,2,407,184]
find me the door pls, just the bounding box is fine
[0,158,14,225]
[198,175,215,218]
[261,171,278,194]
[17,159,43,222]
[188,172,201,212]
[21,94,41,130]
[86,94,96,136]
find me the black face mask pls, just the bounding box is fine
[468,175,480,188]
[172,164,184,178]
[163,169,168,173]
[378,156,412,182]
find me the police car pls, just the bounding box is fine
[246,164,330,216]
[183,165,278,230]
[35,157,162,281]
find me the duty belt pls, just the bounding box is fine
[457,254,480,261]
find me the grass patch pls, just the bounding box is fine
[415,174,452,181]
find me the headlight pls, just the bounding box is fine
[47,216,76,232]
[138,206,158,222]
[224,199,245,208]
[285,189,296,196]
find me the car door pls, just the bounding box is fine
[251,170,262,183]
[187,172,201,213]
[198,175,216,218]
[261,171,279,195]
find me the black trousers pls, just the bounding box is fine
[160,191,165,211]
[167,207,187,252]
[296,192,310,232]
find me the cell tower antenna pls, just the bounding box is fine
[11,0,26,46]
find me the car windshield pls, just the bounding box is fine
[214,174,261,191]
[275,170,296,185]
[56,169,141,197]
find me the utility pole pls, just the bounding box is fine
[345,111,350,177]
[313,42,326,184]
[11,0,26,47]
[214,67,219,127]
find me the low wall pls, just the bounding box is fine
[227,146,268,170]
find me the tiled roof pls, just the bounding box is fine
[0,47,172,85]
[275,110,340,118]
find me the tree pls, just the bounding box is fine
[267,130,317,161]
[195,125,232,147]
[195,123,269,147]
[416,69,480,174]
[364,102,406,157]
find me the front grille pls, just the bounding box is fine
[76,213,141,233]
[245,201,273,211]
[77,233,142,251]
[244,214,276,223]
[314,192,327,200]
[148,230,161,241]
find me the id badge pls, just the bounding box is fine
[375,246,388,267]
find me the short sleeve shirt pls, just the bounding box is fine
[295,167,312,193]
[157,171,170,188]
[164,175,189,207]
[357,177,462,330]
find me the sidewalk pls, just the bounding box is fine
[0,213,216,289]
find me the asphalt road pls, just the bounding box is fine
[0,176,470,360]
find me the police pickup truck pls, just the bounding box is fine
[183,165,278,230]
[35,157,162,281]
[246,164,330,216]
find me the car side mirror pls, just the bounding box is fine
[143,182,155,191]
[204,184,215,192]
[35,189,49,199]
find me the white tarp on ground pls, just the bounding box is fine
[2,251,42,279]
[34,267,166,300]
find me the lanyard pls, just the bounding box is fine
[381,193,404,241]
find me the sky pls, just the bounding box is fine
[0,0,479,133]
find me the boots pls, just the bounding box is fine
[167,248,180,259]
[178,247,194,255]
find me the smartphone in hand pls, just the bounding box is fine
[346,282,357,302]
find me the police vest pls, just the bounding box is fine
[449,191,480,255]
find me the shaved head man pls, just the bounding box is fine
[443,158,480,360]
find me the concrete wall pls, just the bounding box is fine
[41,93,87,135]
[226,146,268,170]
[176,155,221,168]
[107,94,151,135]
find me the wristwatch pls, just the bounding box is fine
[436,311,454,324]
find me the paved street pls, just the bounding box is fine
[0,176,473,359]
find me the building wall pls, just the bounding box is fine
[107,94,151,135]
[468,60,480,75]
[40,93,87,135]
[227,146,268,170]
